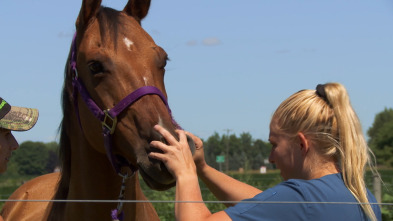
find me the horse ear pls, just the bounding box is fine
[123,0,151,23]
[76,0,102,30]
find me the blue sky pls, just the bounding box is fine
[1,0,392,143]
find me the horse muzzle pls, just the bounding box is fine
[138,134,195,191]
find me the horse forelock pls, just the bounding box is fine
[96,7,126,51]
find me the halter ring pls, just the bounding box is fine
[102,110,117,134]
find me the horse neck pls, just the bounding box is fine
[64,126,158,220]
[68,133,122,198]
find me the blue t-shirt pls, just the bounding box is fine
[225,173,381,221]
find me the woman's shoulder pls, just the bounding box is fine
[284,173,345,189]
[259,173,352,202]
[224,174,343,220]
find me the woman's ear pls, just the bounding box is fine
[297,132,309,156]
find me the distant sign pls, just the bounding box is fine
[216,155,225,163]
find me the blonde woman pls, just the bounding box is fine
[149,82,381,221]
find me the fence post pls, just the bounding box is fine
[373,175,381,204]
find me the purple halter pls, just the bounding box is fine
[69,33,177,174]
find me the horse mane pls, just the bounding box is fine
[48,47,73,220]
[48,7,126,219]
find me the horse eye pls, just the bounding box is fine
[161,57,169,69]
[88,61,104,75]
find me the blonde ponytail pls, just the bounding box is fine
[324,83,377,221]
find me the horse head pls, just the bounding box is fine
[66,0,194,191]
[1,1,194,220]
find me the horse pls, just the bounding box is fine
[1,0,195,220]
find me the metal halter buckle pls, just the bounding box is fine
[102,110,117,134]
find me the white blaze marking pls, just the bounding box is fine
[158,116,164,127]
[143,77,148,86]
[123,37,134,51]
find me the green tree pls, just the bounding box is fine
[204,132,224,169]
[11,141,49,175]
[203,132,272,172]
[227,134,241,171]
[44,141,60,173]
[237,133,253,170]
[253,139,272,169]
[367,108,393,167]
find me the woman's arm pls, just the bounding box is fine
[186,132,262,207]
[174,170,231,221]
[198,164,262,207]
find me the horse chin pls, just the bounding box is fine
[136,134,196,191]
[115,151,175,190]
[138,165,176,191]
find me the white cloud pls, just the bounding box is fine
[202,37,221,46]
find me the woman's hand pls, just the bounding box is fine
[184,131,207,174]
[149,125,196,179]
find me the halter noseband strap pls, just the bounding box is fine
[70,33,176,174]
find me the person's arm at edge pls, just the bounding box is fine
[198,163,262,207]
[175,168,231,221]
[186,132,262,207]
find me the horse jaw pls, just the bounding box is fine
[137,134,195,191]
[132,120,196,191]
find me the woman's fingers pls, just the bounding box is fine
[148,150,167,162]
[153,125,189,152]
[150,140,170,153]
[176,129,188,147]
[154,124,179,145]
[149,125,183,162]
[149,125,196,178]
[184,131,203,150]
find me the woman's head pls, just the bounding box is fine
[271,84,340,167]
[268,85,340,180]
[270,82,377,221]
[0,128,19,173]
[271,82,369,171]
